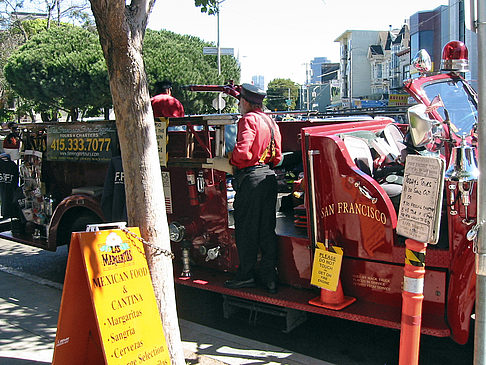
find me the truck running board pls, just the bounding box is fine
[174,265,451,338]
[223,295,307,333]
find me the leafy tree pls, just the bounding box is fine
[144,29,239,114]
[266,78,300,111]
[0,0,29,41]
[194,0,222,15]
[0,16,50,121]
[4,24,111,120]
[4,25,240,119]
[41,0,91,28]
[0,0,93,120]
[0,0,93,35]
[0,22,23,113]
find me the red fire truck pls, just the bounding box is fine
[0,41,477,344]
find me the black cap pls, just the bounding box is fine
[159,80,173,89]
[154,80,173,94]
[240,83,266,104]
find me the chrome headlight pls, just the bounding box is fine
[169,222,185,243]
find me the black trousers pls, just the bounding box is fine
[233,165,278,283]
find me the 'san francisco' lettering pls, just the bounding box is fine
[321,202,387,224]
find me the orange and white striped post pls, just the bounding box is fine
[399,238,427,365]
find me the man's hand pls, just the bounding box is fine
[210,157,234,174]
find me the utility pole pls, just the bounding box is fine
[288,88,291,111]
[202,1,233,113]
[216,1,221,76]
[474,0,486,362]
[216,1,222,113]
[349,49,353,110]
[304,62,310,110]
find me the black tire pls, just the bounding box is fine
[65,214,101,251]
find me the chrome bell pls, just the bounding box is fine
[445,137,479,182]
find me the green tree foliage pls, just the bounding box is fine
[4,24,110,119]
[144,29,240,114]
[0,24,23,106]
[0,19,53,121]
[194,0,220,15]
[4,25,240,119]
[266,78,300,111]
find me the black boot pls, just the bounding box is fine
[224,278,256,289]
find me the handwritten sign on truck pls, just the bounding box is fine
[396,155,445,244]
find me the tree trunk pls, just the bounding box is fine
[89,1,185,363]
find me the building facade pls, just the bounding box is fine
[334,30,387,107]
[251,75,265,91]
[409,5,449,74]
[332,1,477,109]
[309,57,330,84]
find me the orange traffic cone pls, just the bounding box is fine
[308,279,356,310]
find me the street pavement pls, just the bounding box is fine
[0,264,331,365]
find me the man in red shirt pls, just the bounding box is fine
[150,81,185,118]
[224,83,283,294]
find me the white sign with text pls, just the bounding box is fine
[396,155,445,244]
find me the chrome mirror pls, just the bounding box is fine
[407,104,442,147]
[412,49,432,75]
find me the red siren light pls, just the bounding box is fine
[441,40,469,73]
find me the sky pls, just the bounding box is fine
[148,0,448,86]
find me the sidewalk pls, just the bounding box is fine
[0,267,331,365]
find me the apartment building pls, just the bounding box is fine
[334,30,388,107]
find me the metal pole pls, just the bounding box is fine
[306,147,320,249]
[217,4,221,77]
[216,2,222,113]
[306,63,310,111]
[349,50,353,110]
[474,0,486,362]
[307,85,310,111]
[300,86,303,110]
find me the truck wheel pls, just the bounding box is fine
[66,214,101,250]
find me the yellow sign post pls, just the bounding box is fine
[53,228,171,365]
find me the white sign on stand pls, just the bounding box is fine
[396,155,445,244]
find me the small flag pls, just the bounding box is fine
[425,95,444,113]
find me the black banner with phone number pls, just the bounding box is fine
[46,123,117,163]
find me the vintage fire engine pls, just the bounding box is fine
[0,41,478,344]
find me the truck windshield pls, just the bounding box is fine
[423,79,477,137]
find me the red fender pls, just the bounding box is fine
[48,194,104,250]
[447,238,476,344]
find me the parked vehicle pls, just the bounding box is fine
[0,41,477,344]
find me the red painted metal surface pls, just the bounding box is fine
[303,131,398,261]
[163,93,475,343]
[174,264,450,338]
